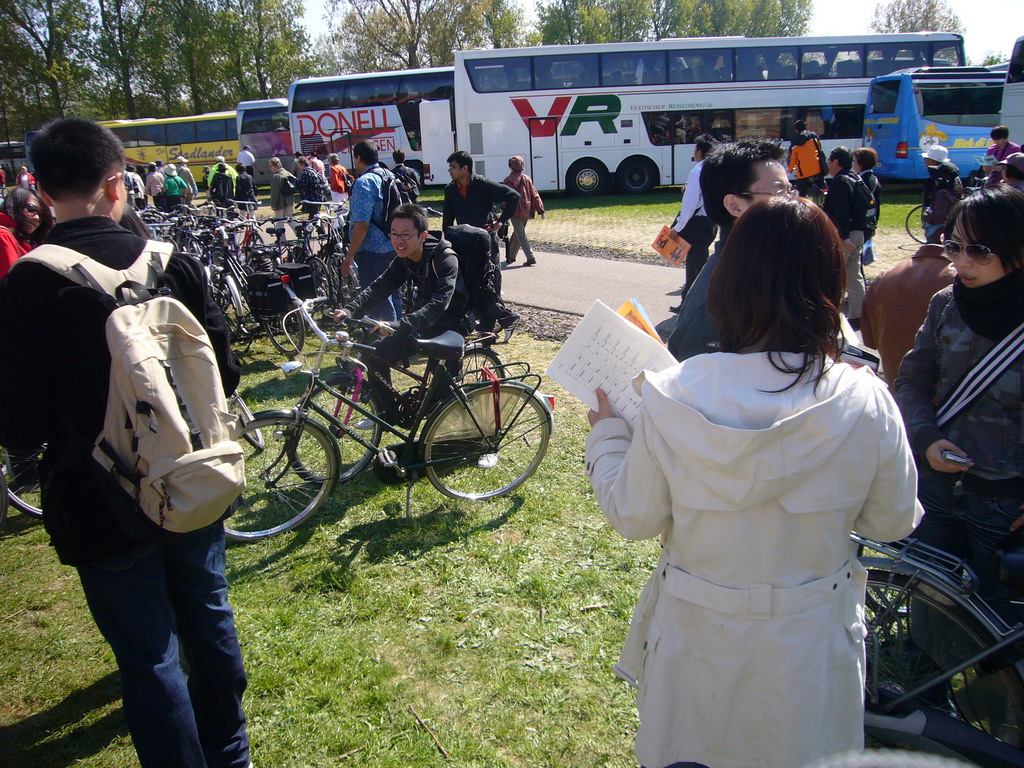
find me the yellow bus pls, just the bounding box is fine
[100,111,240,170]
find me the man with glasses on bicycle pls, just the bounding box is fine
[332,203,470,424]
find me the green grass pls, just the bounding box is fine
[0,333,653,767]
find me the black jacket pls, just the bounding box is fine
[823,169,867,239]
[347,234,469,337]
[860,169,881,238]
[0,216,240,565]
[442,175,520,230]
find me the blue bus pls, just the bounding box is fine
[863,67,1004,181]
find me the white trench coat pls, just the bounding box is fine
[585,354,923,768]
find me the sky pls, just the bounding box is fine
[301,0,1022,65]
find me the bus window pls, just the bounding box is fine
[112,126,138,148]
[137,123,166,147]
[706,110,734,141]
[642,112,673,146]
[196,119,227,143]
[293,81,346,112]
[735,49,767,81]
[866,42,927,77]
[465,57,532,92]
[673,113,703,144]
[932,43,963,67]
[602,51,666,86]
[870,80,901,114]
[166,122,197,146]
[805,106,865,139]
[800,45,863,78]
[1008,43,1024,83]
[224,118,238,140]
[669,50,732,83]
[346,77,399,108]
[735,108,785,138]
[915,82,1003,127]
[239,107,288,135]
[399,71,454,102]
[535,53,599,90]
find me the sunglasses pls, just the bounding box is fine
[943,241,996,265]
[23,204,40,214]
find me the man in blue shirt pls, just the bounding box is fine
[341,140,402,321]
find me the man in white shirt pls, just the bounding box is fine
[237,145,255,176]
[670,134,716,311]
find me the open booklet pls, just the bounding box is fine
[546,300,678,424]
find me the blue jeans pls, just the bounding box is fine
[355,249,402,322]
[914,468,1024,624]
[77,525,250,768]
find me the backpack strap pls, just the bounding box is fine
[935,317,1024,429]
[17,239,174,298]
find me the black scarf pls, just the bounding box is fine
[953,269,1024,341]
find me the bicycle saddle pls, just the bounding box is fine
[266,227,285,237]
[415,331,465,361]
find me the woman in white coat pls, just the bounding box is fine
[586,195,924,768]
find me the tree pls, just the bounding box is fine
[870,0,965,35]
[482,0,529,49]
[219,0,311,102]
[0,0,93,116]
[94,0,156,119]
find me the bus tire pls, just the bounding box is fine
[566,159,609,197]
[615,156,659,194]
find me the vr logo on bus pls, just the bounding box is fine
[512,95,622,138]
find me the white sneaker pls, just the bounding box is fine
[352,417,374,430]
[477,453,499,469]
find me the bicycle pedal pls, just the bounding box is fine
[377,447,398,467]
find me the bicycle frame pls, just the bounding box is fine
[280,296,543,481]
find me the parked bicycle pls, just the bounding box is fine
[857,533,1024,766]
[224,279,552,541]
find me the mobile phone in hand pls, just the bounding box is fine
[941,450,970,467]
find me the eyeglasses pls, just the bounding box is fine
[943,241,996,265]
[739,186,798,199]
[389,231,416,242]
[23,204,40,214]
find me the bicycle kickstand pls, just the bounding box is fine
[404,480,414,519]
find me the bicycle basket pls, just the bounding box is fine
[278,262,317,300]
[246,271,290,316]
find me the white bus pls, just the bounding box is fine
[1001,36,1024,143]
[453,33,965,195]
[288,67,454,183]
[236,98,292,186]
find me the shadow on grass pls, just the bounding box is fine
[1,671,127,768]
[333,495,526,568]
[0,508,45,539]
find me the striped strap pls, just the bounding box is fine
[935,319,1024,428]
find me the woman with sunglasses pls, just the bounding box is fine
[0,186,52,279]
[588,196,922,768]
[895,185,1024,622]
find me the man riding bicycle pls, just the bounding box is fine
[331,203,470,422]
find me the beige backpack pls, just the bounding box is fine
[18,241,245,539]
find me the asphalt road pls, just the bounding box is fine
[498,249,684,338]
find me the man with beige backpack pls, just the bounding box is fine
[0,117,252,768]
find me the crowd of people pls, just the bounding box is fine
[3,111,1024,768]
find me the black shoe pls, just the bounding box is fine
[669,304,682,314]
[498,312,520,342]
[505,256,517,264]
[524,258,537,266]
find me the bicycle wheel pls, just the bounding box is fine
[265,312,305,358]
[2,446,43,518]
[310,379,383,483]
[460,345,503,384]
[422,380,551,500]
[0,471,8,528]
[863,564,1024,749]
[905,204,927,244]
[224,414,340,541]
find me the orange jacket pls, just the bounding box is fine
[788,135,823,179]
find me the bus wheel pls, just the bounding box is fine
[566,159,609,196]
[615,156,659,194]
